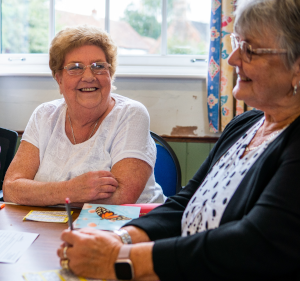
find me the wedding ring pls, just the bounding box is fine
[63,246,68,259]
[61,259,69,270]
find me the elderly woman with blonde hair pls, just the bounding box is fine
[3,25,165,206]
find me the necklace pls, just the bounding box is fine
[245,128,283,152]
[67,112,100,145]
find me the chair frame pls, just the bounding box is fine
[150,131,182,194]
[0,127,18,189]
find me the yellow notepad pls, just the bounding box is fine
[23,210,73,223]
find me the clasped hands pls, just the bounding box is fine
[67,170,119,204]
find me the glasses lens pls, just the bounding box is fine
[230,34,237,50]
[91,62,109,74]
[241,41,251,63]
[66,63,85,75]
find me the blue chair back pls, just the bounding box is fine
[151,132,182,197]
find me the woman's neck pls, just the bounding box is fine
[67,97,115,128]
[65,97,115,144]
[263,108,300,135]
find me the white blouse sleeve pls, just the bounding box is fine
[110,100,156,169]
[21,105,44,149]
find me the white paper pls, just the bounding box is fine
[23,269,105,281]
[0,230,39,263]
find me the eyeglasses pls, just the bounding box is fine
[230,34,287,63]
[63,62,111,75]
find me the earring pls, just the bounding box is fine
[293,84,298,96]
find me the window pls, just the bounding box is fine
[0,0,211,77]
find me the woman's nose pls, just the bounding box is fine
[81,66,96,82]
[227,47,242,67]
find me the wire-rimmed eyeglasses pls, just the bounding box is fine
[230,34,287,63]
[63,62,111,75]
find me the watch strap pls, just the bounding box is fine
[114,229,132,244]
[115,245,134,280]
[117,244,133,259]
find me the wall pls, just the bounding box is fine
[0,76,218,137]
[1,75,219,185]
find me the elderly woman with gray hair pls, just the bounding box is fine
[3,25,165,206]
[57,1,300,280]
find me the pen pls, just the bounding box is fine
[65,198,73,230]
[0,203,5,210]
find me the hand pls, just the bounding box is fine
[67,171,118,203]
[57,228,122,279]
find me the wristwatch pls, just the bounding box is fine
[114,244,134,280]
[114,229,132,244]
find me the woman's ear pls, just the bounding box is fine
[292,57,300,87]
[55,72,62,85]
[55,72,64,95]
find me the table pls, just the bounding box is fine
[0,203,80,281]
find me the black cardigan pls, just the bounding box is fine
[126,110,300,280]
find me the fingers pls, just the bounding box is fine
[93,170,115,179]
[78,228,104,235]
[57,246,63,258]
[69,171,118,202]
[98,176,118,187]
[57,244,70,260]
[92,192,114,200]
[96,184,117,193]
[77,228,118,243]
[60,259,70,271]
[60,229,81,246]
[87,172,118,188]
[92,171,119,187]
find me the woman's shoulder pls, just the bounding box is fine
[33,98,66,117]
[111,93,149,115]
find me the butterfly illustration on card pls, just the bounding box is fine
[95,207,132,221]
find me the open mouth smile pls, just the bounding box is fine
[79,87,98,92]
[238,75,251,82]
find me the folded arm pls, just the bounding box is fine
[4,141,151,206]
[90,158,152,205]
[3,141,118,206]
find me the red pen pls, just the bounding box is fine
[0,203,5,210]
[65,198,73,230]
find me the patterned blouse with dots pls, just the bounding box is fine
[181,117,287,237]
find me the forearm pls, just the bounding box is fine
[90,186,141,205]
[130,242,158,281]
[3,178,69,206]
[98,158,152,205]
[111,229,157,280]
[112,225,156,280]
[120,225,152,243]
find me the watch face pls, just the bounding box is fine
[114,261,133,280]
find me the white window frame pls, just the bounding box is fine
[0,0,208,78]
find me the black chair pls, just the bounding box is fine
[150,131,182,197]
[0,127,18,200]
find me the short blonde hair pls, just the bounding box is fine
[49,25,118,88]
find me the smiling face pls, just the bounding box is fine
[228,31,297,112]
[55,45,112,112]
